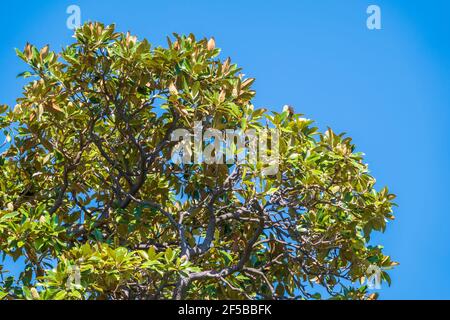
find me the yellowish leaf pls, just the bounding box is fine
[207,38,216,51]
[30,288,40,300]
[44,104,64,114]
[6,203,14,211]
[169,82,178,95]
[40,45,49,59]
[219,90,226,103]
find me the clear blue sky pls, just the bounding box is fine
[1,0,450,299]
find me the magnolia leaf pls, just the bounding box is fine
[207,37,216,51]
[168,82,178,95]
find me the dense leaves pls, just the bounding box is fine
[0,22,396,300]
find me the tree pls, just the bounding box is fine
[0,22,396,300]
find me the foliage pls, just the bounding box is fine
[0,22,396,300]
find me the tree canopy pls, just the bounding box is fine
[0,22,396,300]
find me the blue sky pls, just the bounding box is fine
[1,0,450,299]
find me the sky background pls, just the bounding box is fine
[1,0,450,299]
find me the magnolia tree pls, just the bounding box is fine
[0,23,396,300]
